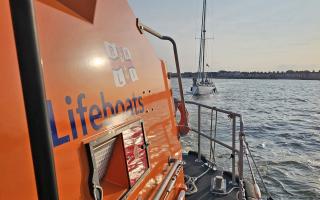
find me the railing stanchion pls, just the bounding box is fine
[209,109,213,161]
[232,115,236,185]
[196,105,202,162]
[213,111,218,159]
[239,116,245,199]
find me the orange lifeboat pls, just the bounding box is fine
[1,0,185,199]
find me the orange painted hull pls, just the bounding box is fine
[0,0,184,199]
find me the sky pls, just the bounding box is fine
[128,0,320,72]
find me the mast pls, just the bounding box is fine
[198,0,207,82]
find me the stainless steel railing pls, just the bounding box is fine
[184,100,245,198]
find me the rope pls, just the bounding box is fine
[185,167,211,195]
[243,143,256,184]
[245,140,273,200]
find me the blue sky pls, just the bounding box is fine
[128,0,320,72]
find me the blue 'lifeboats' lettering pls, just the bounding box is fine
[89,104,103,131]
[47,91,144,147]
[65,96,78,140]
[76,93,88,136]
[47,100,70,146]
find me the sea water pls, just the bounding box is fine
[171,78,320,199]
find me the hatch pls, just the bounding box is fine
[85,120,150,199]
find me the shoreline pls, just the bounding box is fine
[169,71,320,80]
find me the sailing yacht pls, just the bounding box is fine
[191,0,217,96]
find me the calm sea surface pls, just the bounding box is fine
[171,78,320,200]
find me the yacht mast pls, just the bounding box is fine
[198,0,207,82]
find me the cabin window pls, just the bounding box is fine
[86,120,150,199]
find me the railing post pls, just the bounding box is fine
[232,115,236,185]
[209,109,213,161]
[196,105,202,162]
[238,116,245,200]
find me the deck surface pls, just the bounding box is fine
[183,152,240,200]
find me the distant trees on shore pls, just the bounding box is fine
[169,70,320,80]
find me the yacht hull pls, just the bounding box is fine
[191,85,216,96]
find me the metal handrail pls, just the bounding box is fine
[136,19,187,129]
[153,159,183,200]
[184,101,245,199]
[184,101,273,200]
[185,101,241,117]
[190,128,239,153]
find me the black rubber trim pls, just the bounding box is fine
[9,1,59,199]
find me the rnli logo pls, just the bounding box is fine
[104,42,139,87]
